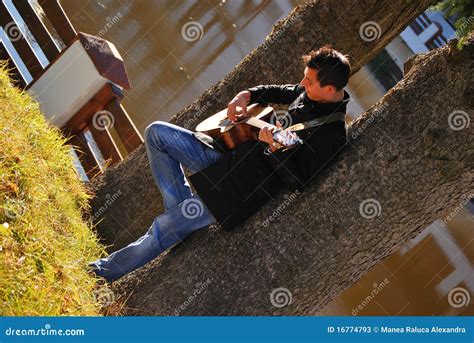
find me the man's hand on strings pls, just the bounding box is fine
[227,91,250,122]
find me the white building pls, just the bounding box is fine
[346,10,457,118]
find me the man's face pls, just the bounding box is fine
[300,67,336,101]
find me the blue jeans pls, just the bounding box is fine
[90,121,223,282]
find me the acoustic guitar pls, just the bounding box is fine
[195,103,302,150]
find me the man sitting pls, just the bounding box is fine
[90,45,351,282]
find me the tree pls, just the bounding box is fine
[111,35,472,315]
[86,0,471,315]
[89,0,433,252]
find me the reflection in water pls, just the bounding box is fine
[319,200,474,316]
[61,0,303,138]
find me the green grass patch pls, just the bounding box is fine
[0,62,109,315]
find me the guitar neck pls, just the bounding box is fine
[244,116,276,130]
[245,115,302,148]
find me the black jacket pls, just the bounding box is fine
[189,84,349,230]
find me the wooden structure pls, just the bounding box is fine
[0,0,142,179]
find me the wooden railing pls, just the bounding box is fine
[0,0,142,180]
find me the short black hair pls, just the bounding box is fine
[302,45,351,90]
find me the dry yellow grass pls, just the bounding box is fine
[0,62,111,315]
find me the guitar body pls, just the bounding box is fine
[195,104,275,150]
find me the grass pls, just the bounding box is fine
[0,62,111,315]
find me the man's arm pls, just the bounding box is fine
[227,91,251,122]
[247,84,304,105]
[226,84,303,122]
